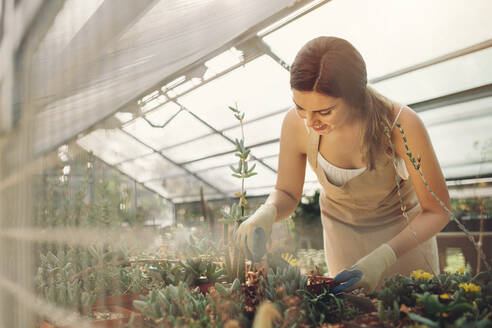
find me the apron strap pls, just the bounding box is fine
[306,126,320,168]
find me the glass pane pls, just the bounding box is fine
[145,102,182,125]
[140,95,168,113]
[262,157,318,182]
[443,163,492,181]
[373,47,492,104]
[223,112,284,147]
[203,47,244,80]
[263,0,492,79]
[184,152,237,171]
[164,134,234,163]
[144,181,170,198]
[250,142,280,158]
[159,175,218,199]
[420,96,492,127]
[178,55,292,130]
[77,129,153,165]
[118,153,185,183]
[428,113,492,179]
[260,157,278,171]
[145,177,218,200]
[197,162,277,193]
[123,109,212,149]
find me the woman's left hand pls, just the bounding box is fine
[332,243,396,294]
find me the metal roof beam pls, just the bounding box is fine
[370,39,492,84]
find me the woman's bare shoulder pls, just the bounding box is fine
[390,102,428,151]
[391,102,422,129]
[281,108,308,155]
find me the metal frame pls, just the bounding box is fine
[119,128,229,198]
[370,39,492,84]
[32,1,492,204]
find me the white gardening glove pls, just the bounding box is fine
[233,204,277,261]
[332,243,397,294]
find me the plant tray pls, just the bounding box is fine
[39,305,143,328]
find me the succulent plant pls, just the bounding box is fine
[264,266,307,302]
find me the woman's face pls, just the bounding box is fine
[292,89,354,134]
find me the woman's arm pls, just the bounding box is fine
[387,106,451,258]
[266,108,308,222]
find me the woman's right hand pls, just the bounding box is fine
[233,204,277,261]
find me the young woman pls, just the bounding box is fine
[234,36,450,294]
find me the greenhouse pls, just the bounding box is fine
[0,0,491,327]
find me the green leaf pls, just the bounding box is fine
[215,283,228,295]
[229,165,239,173]
[133,300,148,313]
[408,312,439,327]
[232,174,242,178]
[231,278,240,292]
[417,292,445,314]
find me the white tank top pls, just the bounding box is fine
[317,104,409,187]
[317,153,408,187]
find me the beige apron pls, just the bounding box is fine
[306,126,439,289]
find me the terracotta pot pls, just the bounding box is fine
[306,275,338,295]
[195,283,215,294]
[39,305,143,328]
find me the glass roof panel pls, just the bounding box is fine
[144,176,217,200]
[427,112,492,179]
[164,176,218,199]
[196,162,277,193]
[144,181,170,198]
[145,101,182,125]
[419,96,492,127]
[203,47,244,80]
[443,163,492,181]
[373,47,492,104]
[249,142,280,158]
[140,95,168,113]
[123,109,212,150]
[164,134,235,163]
[262,157,317,182]
[263,0,492,79]
[77,129,153,165]
[184,152,237,172]
[118,153,185,183]
[261,157,278,171]
[178,55,291,130]
[223,112,284,147]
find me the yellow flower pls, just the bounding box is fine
[473,301,478,309]
[457,268,466,275]
[281,253,299,267]
[439,294,451,300]
[442,312,449,318]
[458,282,481,293]
[411,269,434,280]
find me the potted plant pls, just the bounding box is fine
[179,257,226,294]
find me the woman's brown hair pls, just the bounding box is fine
[290,36,394,170]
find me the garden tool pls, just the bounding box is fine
[332,243,396,294]
[233,204,277,262]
